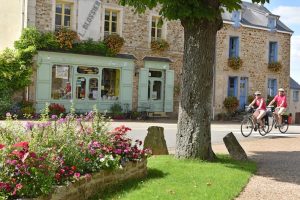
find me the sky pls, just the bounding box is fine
[245,0,300,84]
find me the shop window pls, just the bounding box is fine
[151,16,162,41]
[88,78,99,100]
[51,65,72,100]
[152,81,162,100]
[77,66,99,74]
[101,68,120,100]
[55,1,72,30]
[104,9,119,36]
[149,70,162,78]
[76,77,86,100]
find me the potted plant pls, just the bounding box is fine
[151,39,169,52]
[228,57,243,70]
[268,61,282,72]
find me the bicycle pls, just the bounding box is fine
[240,106,269,137]
[265,106,289,134]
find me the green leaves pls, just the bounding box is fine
[120,0,270,20]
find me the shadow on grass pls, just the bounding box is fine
[213,155,257,174]
[88,168,168,200]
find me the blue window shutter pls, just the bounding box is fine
[275,42,278,62]
[234,77,238,97]
[274,79,277,96]
[227,78,231,96]
[269,42,272,63]
[236,38,240,57]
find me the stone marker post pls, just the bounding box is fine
[144,126,169,155]
[223,132,248,160]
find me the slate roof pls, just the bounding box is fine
[290,77,300,90]
[222,1,293,33]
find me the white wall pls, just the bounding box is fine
[0,0,23,50]
[77,0,101,40]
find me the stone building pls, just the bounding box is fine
[289,77,300,124]
[0,0,293,117]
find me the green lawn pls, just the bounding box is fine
[91,155,256,200]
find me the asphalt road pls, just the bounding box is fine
[110,121,300,151]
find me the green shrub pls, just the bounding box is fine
[223,96,239,114]
[110,103,123,117]
[72,39,109,56]
[0,89,12,118]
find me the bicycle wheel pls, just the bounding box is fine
[241,117,253,137]
[258,125,269,136]
[279,123,289,133]
[266,118,275,133]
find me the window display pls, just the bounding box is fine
[51,65,72,99]
[101,68,120,101]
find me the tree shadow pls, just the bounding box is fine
[88,168,168,200]
[246,151,300,185]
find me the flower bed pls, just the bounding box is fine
[0,109,151,200]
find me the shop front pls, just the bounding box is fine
[35,51,135,113]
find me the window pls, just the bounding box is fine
[149,70,162,78]
[228,77,238,97]
[51,65,72,99]
[229,37,239,58]
[76,77,86,100]
[269,42,278,63]
[101,68,120,100]
[293,90,299,102]
[151,16,162,41]
[152,81,162,100]
[55,2,72,30]
[77,66,99,74]
[88,78,99,100]
[104,9,119,36]
[268,79,277,97]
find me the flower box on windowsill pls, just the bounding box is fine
[268,61,282,72]
[227,57,243,70]
[151,39,170,52]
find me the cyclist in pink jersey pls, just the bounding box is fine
[249,91,267,128]
[268,88,288,126]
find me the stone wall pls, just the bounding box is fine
[214,23,291,114]
[32,160,147,200]
[35,0,53,31]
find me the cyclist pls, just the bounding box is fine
[268,88,288,127]
[248,91,267,129]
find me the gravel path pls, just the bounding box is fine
[213,135,300,200]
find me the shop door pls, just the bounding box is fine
[239,77,248,109]
[296,112,300,124]
[148,78,164,112]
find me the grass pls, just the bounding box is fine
[90,155,256,200]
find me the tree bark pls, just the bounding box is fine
[175,8,223,160]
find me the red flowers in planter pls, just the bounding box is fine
[0,144,5,150]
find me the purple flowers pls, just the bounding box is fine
[24,122,35,131]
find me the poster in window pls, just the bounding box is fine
[56,66,69,79]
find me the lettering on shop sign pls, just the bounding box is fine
[78,0,102,37]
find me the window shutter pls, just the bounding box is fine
[138,68,149,111]
[236,38,240,57]
[164,70,174,112]
[275,42,278,62]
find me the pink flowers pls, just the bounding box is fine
[0,144,5,150]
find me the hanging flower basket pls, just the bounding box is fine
[227,57,243,70]
[268,61,282,72]
[103,34,125,56]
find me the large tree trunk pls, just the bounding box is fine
[176,11,223,160]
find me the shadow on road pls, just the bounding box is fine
[249,151,300,186]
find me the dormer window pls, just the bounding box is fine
[232,10,241,28]
[268,17,276,30]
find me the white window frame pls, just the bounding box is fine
[148,13,167,47]
[51,0,77,31]
[100,4,123,39]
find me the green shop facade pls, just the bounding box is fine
[35,51,175,114]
